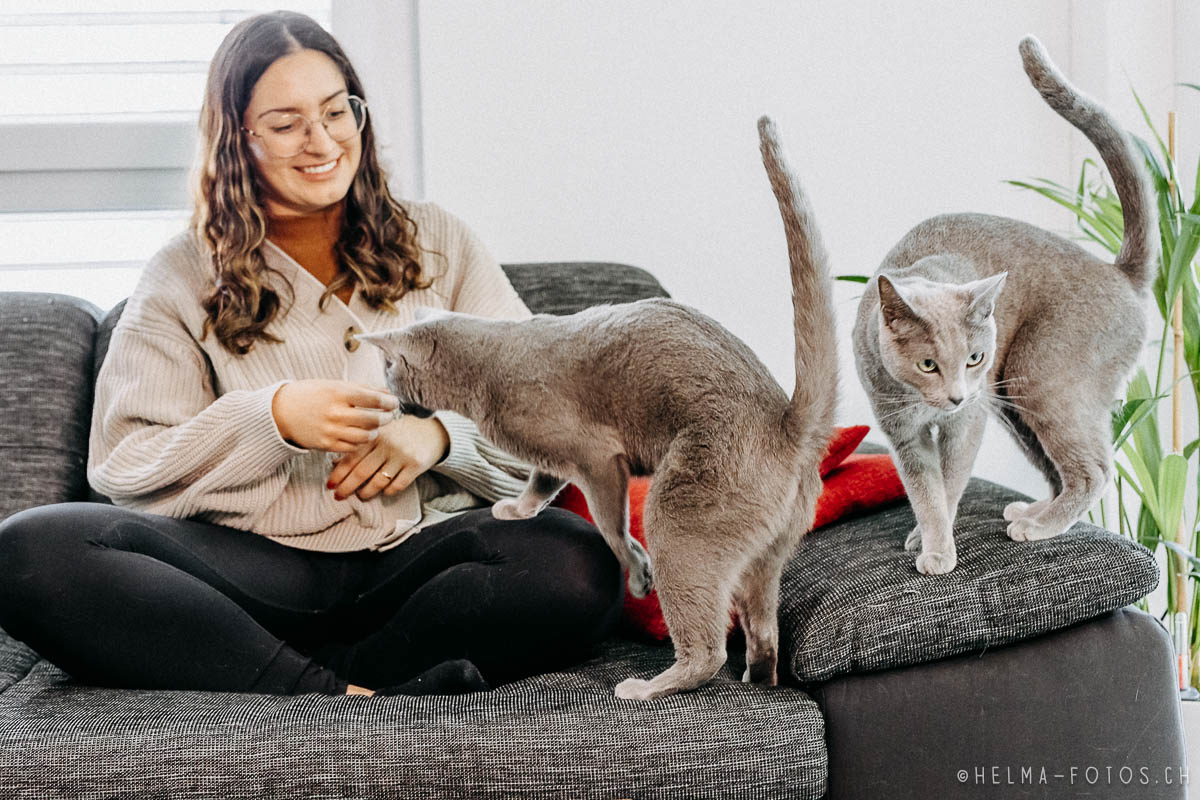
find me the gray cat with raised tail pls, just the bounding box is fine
[851,35,1155,575]
[359,116,837,700]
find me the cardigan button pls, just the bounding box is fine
[344,325,361,352]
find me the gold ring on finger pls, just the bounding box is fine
[379,470,395,480]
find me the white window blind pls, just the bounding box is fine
[0,1,332,212]
[0,1,332,122]
[0,1,332,309]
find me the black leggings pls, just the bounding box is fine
[0,503,623,694]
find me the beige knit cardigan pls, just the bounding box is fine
[88,201,532,552]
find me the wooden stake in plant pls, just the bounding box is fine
[1167,110,1190,690]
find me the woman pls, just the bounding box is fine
[0,11,622,697]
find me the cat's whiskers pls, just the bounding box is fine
[870,391,922,407]
[872,397,920,408]
[874,403,923,425]
[982,391,1047,421]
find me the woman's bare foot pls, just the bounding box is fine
[346,684,375,696]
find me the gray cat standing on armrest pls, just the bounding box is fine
[359,117,837,701]
[851,35,1156,576]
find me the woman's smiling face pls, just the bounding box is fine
[242,48,362,217]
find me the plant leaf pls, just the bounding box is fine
[1007,176,1122,253]
[1126,369,1165,470]
[1115,456,1159,528]
[1158,453,1190,549]
[1160,538,1200,569]
[1112,391,1171,451]
[1131,87,1176,191]
[836,275,869,284]
[1119,441,1161,528]
[1166,209,1200,308]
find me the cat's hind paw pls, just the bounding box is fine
[742,661,778,686]
[904,526,921,552]
[1003,501,1030,522]
[627,562,653,599]
[614,677,657,701]
[1004,499,1050,523]
[491,498,536,521]
[915,549,957,575]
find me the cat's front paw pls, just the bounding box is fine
[1007,517,1062,542]
[491,498,535,521]
[904,526,922,552]
[614,677,655,701]
[915,549,957,575]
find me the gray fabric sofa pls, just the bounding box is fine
[0,263,1186,799]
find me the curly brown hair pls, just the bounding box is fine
[192,11,430,355]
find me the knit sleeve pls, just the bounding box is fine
[431,410,530,501]
[87,279,305,522]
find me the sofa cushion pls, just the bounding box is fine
[779,477,1159,683]
[0,293,101,522]
[502,262,669,315]
[0,629,827,799]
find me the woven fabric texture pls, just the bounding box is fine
[779,477,1159,683]
[0,629,826,799]
[501,262,668,315]
[0,293,100,522]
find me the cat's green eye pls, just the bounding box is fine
[917,359,939,373]
[966,351,985,367]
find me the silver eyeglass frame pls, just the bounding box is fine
[242,94,368,158]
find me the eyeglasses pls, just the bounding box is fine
[243,95,368,159]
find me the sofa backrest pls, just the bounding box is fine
[0,262,668,522]
[0,294,102,521]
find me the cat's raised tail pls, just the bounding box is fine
[757,116,838,469]
[1019,35,1157,290]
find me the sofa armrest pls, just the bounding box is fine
[811,607,1186,799]
[0,292,102,522]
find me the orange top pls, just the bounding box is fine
[267,201,352,305]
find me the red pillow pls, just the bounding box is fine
[553,426,902,641]
[820,425,869,477]
[811,453,906,529]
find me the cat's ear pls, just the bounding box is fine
[964,272,1007,323]
[356,327,435,364]
[877,275,922,329]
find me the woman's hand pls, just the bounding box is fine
[326,415,451,501]
[271,380,398,452]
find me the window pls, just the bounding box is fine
[0,1,333,309]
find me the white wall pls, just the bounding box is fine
[417,1,1181,499]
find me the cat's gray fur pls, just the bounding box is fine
[359,117,837,700]
[851,36,1155,575]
